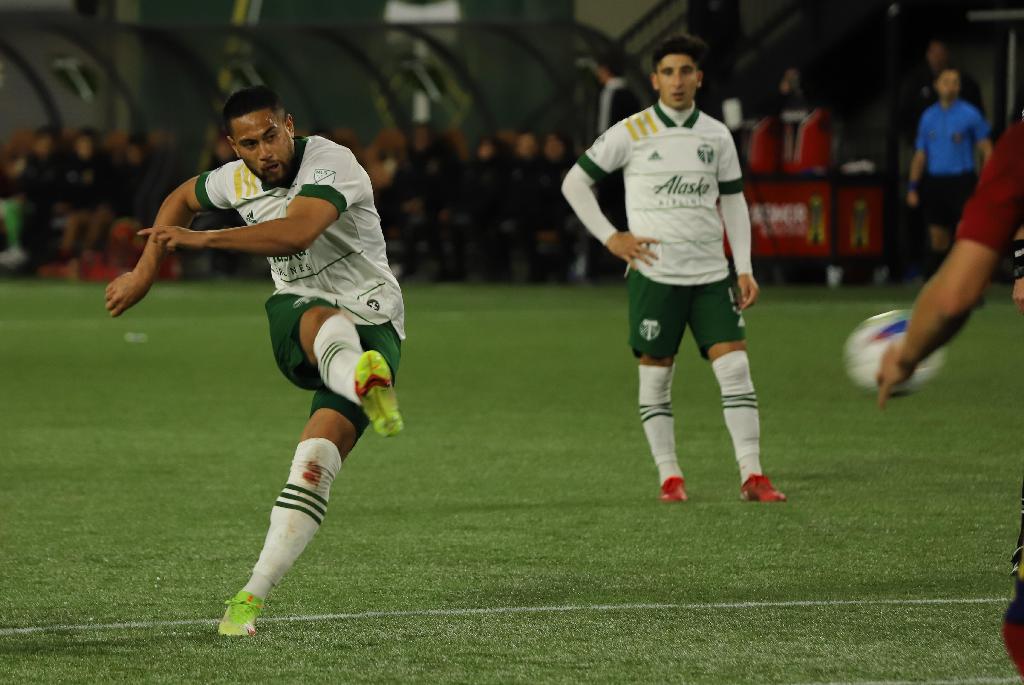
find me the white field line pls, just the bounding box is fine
[0,596,1005,637]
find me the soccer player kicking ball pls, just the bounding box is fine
[876,121,1024,678]
[562,34,785,503]
[105,86,405,636]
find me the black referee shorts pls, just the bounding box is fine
[921,173,977,228]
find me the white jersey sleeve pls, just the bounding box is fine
[195,160,250,210]
[292,145,369,216]
[577,120,634,182]
[717,131,744,194]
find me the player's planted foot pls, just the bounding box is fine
[740,474,787,502]
[355,350,403,436]
[218,590,264,636]
[660,475,687,502]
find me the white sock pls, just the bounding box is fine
[638,364,681,484]
[243,438,342,598]
[313,314,363,405]
[711,351,762,482]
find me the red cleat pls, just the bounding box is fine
[740,474,787,502]
[660,476,688,502]
[1004,621,1024,678]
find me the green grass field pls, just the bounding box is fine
[0,280,1020,683]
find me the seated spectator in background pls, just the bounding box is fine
[444,135,508,281]
[113,134,150,223]
[776,67,810,122]
[5,127,65,271]
[531,132,574,282]
[496,131,543,281]
[55,128,117,263]
[391,124,461,280]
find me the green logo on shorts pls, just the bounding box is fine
[639,319,661,341]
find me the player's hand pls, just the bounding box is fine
[906,190,919,208]
[137,225,208,252]
[876,341,914,409]
[105,271,150,317]
[736,273,759,310]
[606,232,659,268]
[1013,279,1024,314]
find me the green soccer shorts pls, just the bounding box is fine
[265,292,402,437]
[627,271,745,359]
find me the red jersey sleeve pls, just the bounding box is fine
[956,122,1024,252]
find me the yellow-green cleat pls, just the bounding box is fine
[355,350,403,437]
[218,590,264,636]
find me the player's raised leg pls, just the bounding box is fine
[219,410,353,636]
[301,306,403,436]
[707,341,785,502]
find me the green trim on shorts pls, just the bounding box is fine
[627,271,745,360]
[264,292,402,439]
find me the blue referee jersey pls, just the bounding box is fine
[915,99,990,176]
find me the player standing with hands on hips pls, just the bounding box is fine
[562,34,785,503]
[105,86,405,636]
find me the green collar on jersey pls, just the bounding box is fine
[653,101,700,129]
[263,136,308,190]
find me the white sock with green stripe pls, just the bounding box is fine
[314,314,363,405]
[638,364,681,484]
[711,351,762,482]
[244,438,342,598]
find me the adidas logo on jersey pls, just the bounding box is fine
[245,210,255,223]
[648,151,663,161]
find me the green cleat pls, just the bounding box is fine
[218,590,264,636]
[355,350,403,437]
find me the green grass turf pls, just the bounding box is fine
[0,280,1020,683]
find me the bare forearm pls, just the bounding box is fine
[909,151,926,183]
[898,278,970,368]
[203,218,316,257]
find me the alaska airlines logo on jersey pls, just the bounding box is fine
[697,144,714,165]
[653,176,711,197]
[271,250,309,264]
[313,169,336,185]
[639,319,661,341]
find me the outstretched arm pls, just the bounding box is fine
[876,239,997,406]
[105,176,202,317]
[138,196,338,257]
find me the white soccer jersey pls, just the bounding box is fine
[196,136,405,338]
[579,102,744,285]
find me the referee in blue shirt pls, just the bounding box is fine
[907,66,992,275]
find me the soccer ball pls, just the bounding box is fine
[843,310,945,393]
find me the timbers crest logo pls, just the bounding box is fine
[639,319,661,341]
[697,144,714,165]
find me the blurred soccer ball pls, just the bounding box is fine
[843,310,945,394]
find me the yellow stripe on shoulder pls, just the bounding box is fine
[233,166,243,200]
[633,114,648,137]
[624,119,640,141]
[642,110,659,134]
